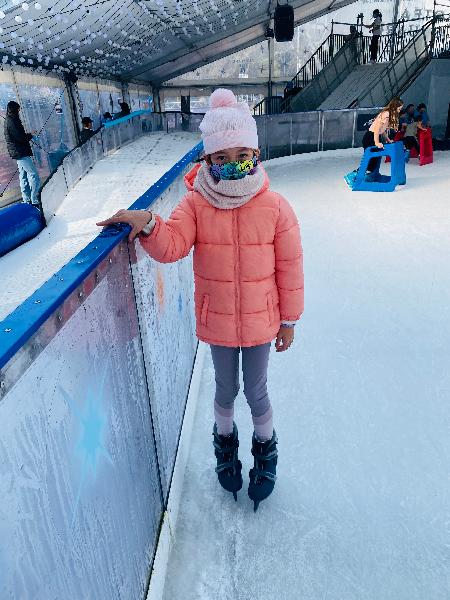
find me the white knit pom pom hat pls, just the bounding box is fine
[199,88,259,155]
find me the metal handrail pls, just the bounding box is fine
[331,16,431,28]
[277,33,349,114]
[253,96,284,116]
[290,34,348,89]
[253,33,344,115]
[355,20,433,107]
[253,17,435,116]
[355,17,450,107]
[432,17,450,56]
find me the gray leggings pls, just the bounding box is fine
[210,343,273,440]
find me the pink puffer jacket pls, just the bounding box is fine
[140,164,304,347]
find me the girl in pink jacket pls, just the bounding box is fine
[97,89,304,511]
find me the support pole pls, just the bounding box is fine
[153,87,162,113]
[268,37,274,100]
[391,0,401,61]
[431,0,438,56]
[64,74,82,145]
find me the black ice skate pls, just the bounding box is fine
[212,422,243,501]
[248,430,278,512]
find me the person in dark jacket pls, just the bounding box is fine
[79,116,96,144]
[116,101,131,119]
[4,100,40,206]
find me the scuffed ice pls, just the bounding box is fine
[162,150,450,600]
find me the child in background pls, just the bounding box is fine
[360,97,403,178]
[404,114,427,156]
[97,89,304,512]
[416,103,431,128]
[400,104,415,130]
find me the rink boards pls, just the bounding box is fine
[0,143,202,599]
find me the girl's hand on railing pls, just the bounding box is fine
[375,141,384,149]
[97,209,153,242]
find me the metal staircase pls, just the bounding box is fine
[253,33,348,116]
[254,18,450,115]
[355,17,450,108]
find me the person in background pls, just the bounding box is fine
[364,9,382,63]
[346,24,362,41]
[79,116,97,144]
[415,103,431,127]
[400,104,415,130]
[361,97,403,178]
[403,114,427,156]
[4,100,40,207]
[346,24,363,59]
[103,111,113,122]
[116,101,131,118]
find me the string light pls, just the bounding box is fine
[0,0,272,80]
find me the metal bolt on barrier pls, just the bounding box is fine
[34,300,41,304]
[4,328,12,332]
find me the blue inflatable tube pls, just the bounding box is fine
[0,203,44,258]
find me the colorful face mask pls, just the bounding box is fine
[210,156,258,181]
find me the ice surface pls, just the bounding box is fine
[0,131,199,321]
[162,150,450,600]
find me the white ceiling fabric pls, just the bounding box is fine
[0,0,356,83]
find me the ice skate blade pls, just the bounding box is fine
[253,500,260,512]
[233,491,237,501]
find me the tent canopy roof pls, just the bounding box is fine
[0,0,356,84]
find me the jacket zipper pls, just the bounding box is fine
[233,210,241,342]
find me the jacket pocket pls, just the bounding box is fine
[267,292,274,325]
[200,294,210,326]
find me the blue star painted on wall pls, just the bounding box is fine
[59,361,113,528]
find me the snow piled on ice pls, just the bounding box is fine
[0,131,199,321]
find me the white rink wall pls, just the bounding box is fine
[0,142,201,599]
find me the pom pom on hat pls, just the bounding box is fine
[210,88,237,109]
[200,88,259,155]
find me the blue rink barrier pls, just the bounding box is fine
[0,203,44,257]
[0,142,203,599]
[345,141,406,192]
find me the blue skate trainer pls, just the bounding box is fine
[345,141,406,192]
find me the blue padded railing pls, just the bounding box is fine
[102,109,152,128]
[0,141,203,370]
